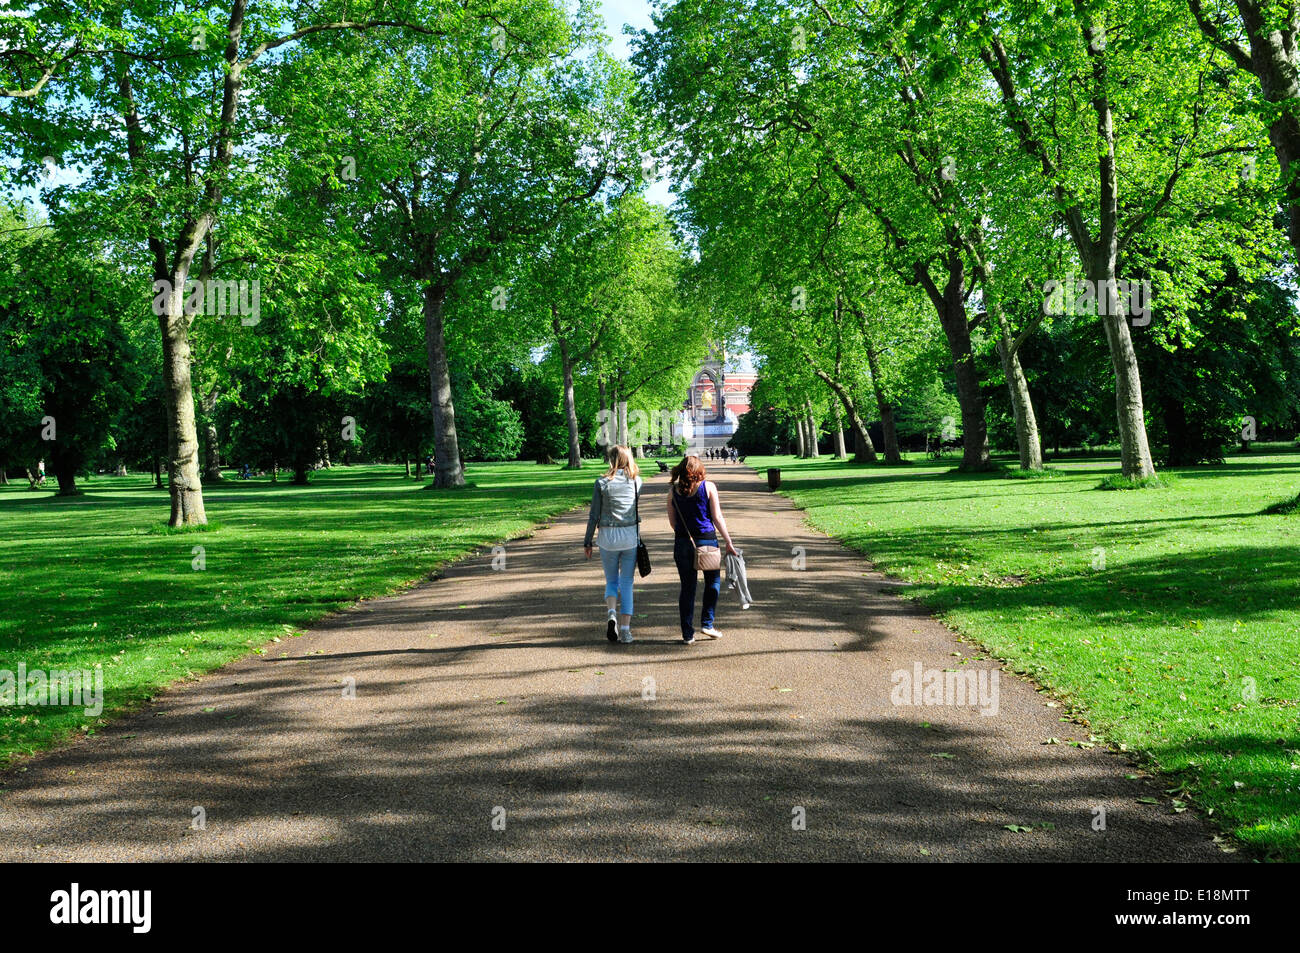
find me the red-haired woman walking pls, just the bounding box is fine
[666,455,738,644]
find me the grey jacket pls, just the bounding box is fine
[725,551,752,609]
[583,471,643,548]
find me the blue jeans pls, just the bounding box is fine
[600,546,637,616]
[673,536,720,638]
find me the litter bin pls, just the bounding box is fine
[767,467,781,490]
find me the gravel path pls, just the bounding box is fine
[0,466,1233,861]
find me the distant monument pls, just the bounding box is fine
[684,348,756,450]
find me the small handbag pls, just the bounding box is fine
[672,484,722,572]
[633,481,651,577]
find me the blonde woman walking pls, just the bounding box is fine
[584,446,643,644]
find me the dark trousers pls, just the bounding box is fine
[674,536,721,638]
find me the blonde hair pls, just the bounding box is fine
[605,445,640,481]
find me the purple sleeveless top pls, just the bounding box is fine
[673,482,716,539]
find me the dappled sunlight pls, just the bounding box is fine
[751,452,1300,857]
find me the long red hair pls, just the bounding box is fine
[671,455,706,496]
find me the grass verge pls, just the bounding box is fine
[751,449,1300,860]
[0,461,595,764]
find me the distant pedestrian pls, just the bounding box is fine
[584,445,644,644]
[667,454,738,644]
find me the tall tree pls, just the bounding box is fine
[960,0,1257,477]
[13,0,467,522]
[279,4,645,486]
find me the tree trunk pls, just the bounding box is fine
[201,386,222,481]
[606,387,618,453]
[560,343,582,469]
[404,458,410,478]
[972,252,1043,470]
[0,467,7,485]
[616,401,628,448]
[152,457,162,488]
[997,336,1043,470]
[805,401,820,458]
[982,27,1147,476]
[415,458,422,479]
[52,454,77,495]
[831,404,847,460]
[1091,258,1156,479]
[812,368,877,463]
[116,44,216,526]
[865,345,902,464]
[921,254,989,470]
[271,459,278,483]
[795,416,806,457]
[1081,28,1154,479]
[423,281,466,488]
[158,287,208,525]
[292,463,309,485]
[854,426,872,462]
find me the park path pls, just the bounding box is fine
[0,467,1232,861]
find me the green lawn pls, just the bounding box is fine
[752,447,1300,861]
[0,462,595,764]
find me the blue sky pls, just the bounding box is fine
[600,0,656,62]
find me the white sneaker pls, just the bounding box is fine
[700,626,722,639]
[619,628,634,644]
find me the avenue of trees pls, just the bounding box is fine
[4,0,1300,518]
[635,0,1300,474]
[1,0,704,517]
